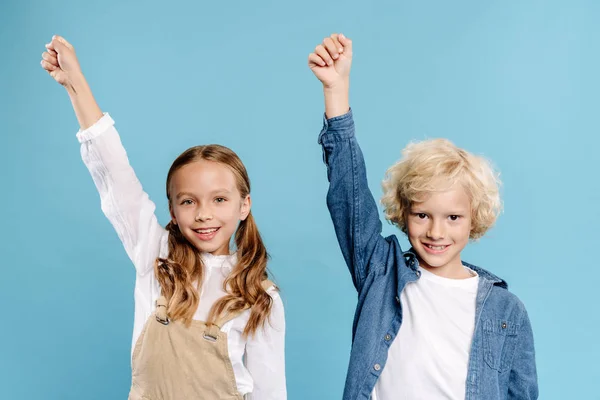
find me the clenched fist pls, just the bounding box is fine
[40,35,83,90]
[308,33,352,89]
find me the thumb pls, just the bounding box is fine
[339,34,353,56]
[56,35,74,49]
[51,35,73,53]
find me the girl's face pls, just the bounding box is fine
[406,184,472,279]
[169,160,250,255]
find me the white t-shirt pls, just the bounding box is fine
[77,113,286,399]
[372,266,479,400]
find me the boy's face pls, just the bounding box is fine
[406,184,472,279]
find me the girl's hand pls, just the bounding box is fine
[308,33,353,90]
[40,35,83,90]
[40,35,102,129]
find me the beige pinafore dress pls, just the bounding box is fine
[128,280,274,400]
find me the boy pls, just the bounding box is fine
[308,33,538,400]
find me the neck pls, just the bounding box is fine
[418,257,472,279]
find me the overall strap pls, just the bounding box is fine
[204,279,277,340]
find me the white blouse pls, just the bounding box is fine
[77,113,286,399]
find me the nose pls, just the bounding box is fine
[195,205,213,222]
[426,218,445,240]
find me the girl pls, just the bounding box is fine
[41,35,286,400]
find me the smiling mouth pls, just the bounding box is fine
[422,243,451,253]
[193,227,221,241]
[425,244,448,249]
[194,228,220,234]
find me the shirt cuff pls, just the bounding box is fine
[317,109,355,144]
[76,112,115,143]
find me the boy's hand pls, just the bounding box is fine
[40,35,83,90]
[308,33,352,90]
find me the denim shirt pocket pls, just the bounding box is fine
[482,318,520,373]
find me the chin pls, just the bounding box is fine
[415,251,449,268]
[182,235,219,253]
[195,242,223,254]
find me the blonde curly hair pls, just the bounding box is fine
[381,138,502,240]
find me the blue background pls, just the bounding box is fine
[1,0,599,398]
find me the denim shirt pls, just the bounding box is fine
[318,110,538,400]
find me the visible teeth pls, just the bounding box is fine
[427,245,446,250]
[196,228,218,234]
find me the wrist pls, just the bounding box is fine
[323,78,349,93]
[65,71,89,96]
[323,85,350,119]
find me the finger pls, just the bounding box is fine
[53,35,74,50]
[48,69,64,83]
[50,36,69,54]
[40,60,57,71]
[42,51,58,66]
[45,44,58,57]
[330,34,344,54]
[323,37,339,60]
[338,33,353,57]
[315,44,333,66]
[308,53,326,67]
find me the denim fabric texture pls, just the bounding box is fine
[318,110,538,400]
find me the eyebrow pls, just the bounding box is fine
[411,209,468,214]
[175,192,195,200]
[175,189,233,199]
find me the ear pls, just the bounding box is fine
[240,195,251,221]
[169,203,178,225]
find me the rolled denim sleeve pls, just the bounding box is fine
[508,309,539,399]
[318,110,388,291]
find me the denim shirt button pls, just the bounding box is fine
[384,334,392,341]
[395,296,401,304]
[374,364,381,371]
[416,270,421,278]
[502,322,507,329]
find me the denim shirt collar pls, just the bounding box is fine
[402,248,508,289]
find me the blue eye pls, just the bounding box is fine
[215,197,226,203]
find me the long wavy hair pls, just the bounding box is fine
[154,145,272,336]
